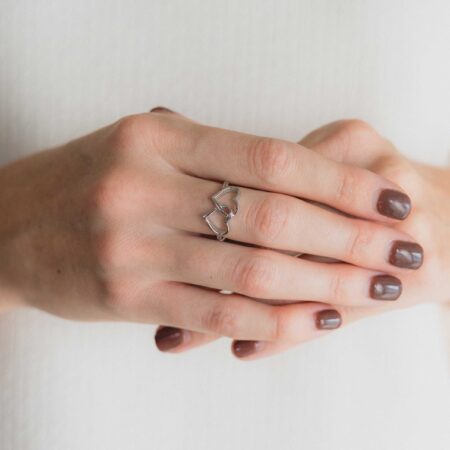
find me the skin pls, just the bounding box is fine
[0,110,448,361]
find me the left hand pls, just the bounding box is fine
[156,119,450,359]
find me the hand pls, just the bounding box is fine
[0,111,422,357]
[158,119,450,360]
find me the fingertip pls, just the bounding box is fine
[376,189,412,220]
[155,326,186,352]
[315,309,342,330]
[231,340,265,359]
[149,106,174,113]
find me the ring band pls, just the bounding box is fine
[203,181,240,241]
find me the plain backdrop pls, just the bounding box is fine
[0,1,449,449]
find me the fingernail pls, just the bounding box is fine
[370,275,402,300]
[155,327,183,352]
[389,241,424,269]
[316,309,342,330]
[377,189,411,220]
[150,106,173,113]
[232,340,265,358]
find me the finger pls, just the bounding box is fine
[150,106,175,114]
[298,121,419,200]
[163,235,408,306]
[164,174,421,272]
[161,120,411,222]
[154,326,219,353]
[130,282,299,341]
[149,106,196,122]
[231,302,395,361]
[298,119,393,167]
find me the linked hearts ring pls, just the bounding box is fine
[203,181,240,241]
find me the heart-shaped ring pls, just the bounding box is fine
[212,183,240,217]
[203,181,240,241]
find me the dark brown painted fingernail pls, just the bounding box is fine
[232,340,265,358]
[316,309,342,330]
[377,189,411,220]
[155,327,183,352]
[389,241,424,269]
[370,275,402,300]
[150,106,173,113]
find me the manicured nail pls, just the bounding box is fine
[389,241,424,269]
[377,189,411,220]
[155,327,183,352]
[316,309,342,330]
[150,106,173,113]
[370,275,402,300]
[232,340,265,358]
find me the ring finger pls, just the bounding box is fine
[162,174,423,273]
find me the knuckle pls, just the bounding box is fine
[112,114,149,149]
[202,303,241,337]
[333,119,380,160]
[335,168,359,205]
[269,309,289,342]
[111,113,169,156]
[330,269,346,304]
[336,119,376,141]
[269,308,303,343]
[248,138,291,186]
[230,252,276,298]
[304,119,381,162]
[346,222,373,262]
[249,195,290,244]
[339,119,375,135]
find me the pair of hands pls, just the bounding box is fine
[0,108,449,360]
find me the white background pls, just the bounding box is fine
[0,1,449,449]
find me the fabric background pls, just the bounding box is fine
[0,1,449,449]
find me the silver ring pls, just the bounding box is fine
[203,181,240,241]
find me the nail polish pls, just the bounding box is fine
[316,309,342,330]
[389,241,424,269]
[232,340,264,358]
[155,327,183,351]
[150,106,173,113]
[370,275,402,300]
[377,189,411,220]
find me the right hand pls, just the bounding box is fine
[0,109,421,352]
